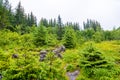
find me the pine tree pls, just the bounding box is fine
[63,27,77,48]
[34,24,47,46]
[53,18,57,27]
[30,12,37,26]
[15,2,25,26]
[73,23,80,31]
[0,0,4,29]
[83,19,101,32]
[57,15,63,40]
[14,1,29,34]
[80,44,113,78]
[0,0,10,29]
[40,18,48,27]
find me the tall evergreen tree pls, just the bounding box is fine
[49,19,53,27]
[40,18,48,27]
[57,15,63,40]
[0,0,4,29]
[53,18,57,27]
[30,12,37,26]
[27,13,31,26]
[0,0,10,29]
[83,19,101,32]
[33,23,47,46]
[15,2,25,26]
[63,27,77,48]
[65,22,80,31]
[73,22,80,31]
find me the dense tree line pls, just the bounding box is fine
[0,0,120,48]
[0,0,37,33]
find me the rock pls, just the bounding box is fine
[67,70,79,80]
[39,50,48,61]
[12,54,18,58]
[53,45,66,58]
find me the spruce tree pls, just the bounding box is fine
[15,2,25,25]
[0,0,10,29]
[63,27,77,48]
[57,15,63,40]
[34,24,47,46]
[83,19,101,32]
[80,44,113,79]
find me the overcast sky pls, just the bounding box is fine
[9,0,120,30]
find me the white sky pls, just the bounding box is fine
[9,0,120,30]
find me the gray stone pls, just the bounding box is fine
[67,70,79,80]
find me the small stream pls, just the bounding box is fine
[67,70,79,80]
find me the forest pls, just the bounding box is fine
[0,0,120,80]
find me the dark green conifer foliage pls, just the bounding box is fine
[34,24,47,46]
[83,19,101,32]
[40,18,48,27]
[80,44,113,78]
[57,15,63,40]
[15,2,25,25]
[63,27,77,48]
[65,22,80,31]
[30,12,37,26]
[0,0,10,29]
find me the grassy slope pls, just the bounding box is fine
[1,40,120,80]
[64,40,120,79]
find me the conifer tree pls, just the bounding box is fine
[80,44,113,78]
[0,0,10,29]
[57,15,63,40]
[34,24,47,46]
[83,19,101,32]
[63,27,77,48]
[15,2,25,25]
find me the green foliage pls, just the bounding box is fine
[83,19,102,32]
[0,29,19,48]
[0,28,120,80]
[0,1,10,29]
[75,31,85,45]
[0,50,66,80]
[46,33,58,46]
[0,1,120,79]
[0,0,36,33]
[57,15,63,40]
[81,29,95,41]
[33,25,47,46]
[92,31,104,42]
[63,27,77,48]
[0,29,34,49]
[20,33,35,48]
[63,51,79,63]
[103,30,113,40]
[112,28,120,40]
[80,43,120,79]
[66,63,77,72]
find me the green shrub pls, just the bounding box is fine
[79,44,120,79]
[92,31,103,43]
[63,27,77,48]
[33,25,47,46]
[46,33,58,46]
[0,29,19,48]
